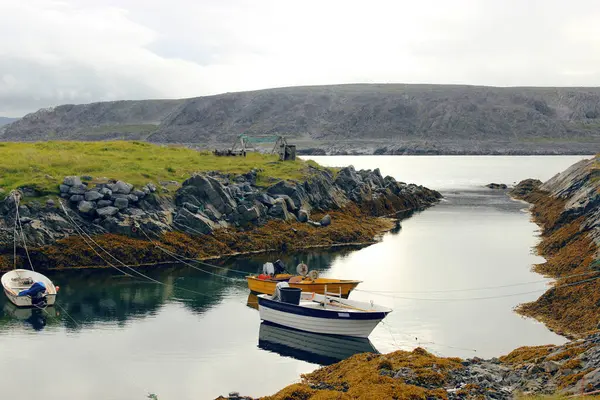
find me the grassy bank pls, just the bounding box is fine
[0,141,330,196]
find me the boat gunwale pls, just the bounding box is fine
[246,276,363,285]
[257,294,391,320]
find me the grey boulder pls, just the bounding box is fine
[114,180,133,194]
[320,214,332,227]
[96,206,119,217]
[97,200,113,208]
[78,201,95,214]
[69,195,84,203]
[298,209,309,223]
[85,191,103,201]
[63,176,82,186]
[68,184,87,195]
[114,198,129,210]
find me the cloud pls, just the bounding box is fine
[1,0,600,116]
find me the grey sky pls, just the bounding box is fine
[1,0,599,116]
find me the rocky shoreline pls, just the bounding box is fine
[217,155,600,399]
[0,165,441,270]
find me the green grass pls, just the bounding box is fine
[0,141,331,197]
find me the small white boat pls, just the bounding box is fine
[257,284,392,338]
[2,269,57,308]
[258,322,379,365]
[1,190,58,308]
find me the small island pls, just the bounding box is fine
[0,141,441,271]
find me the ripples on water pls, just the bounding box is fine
[0,155,590,399]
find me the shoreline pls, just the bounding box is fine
[218,159,600,399]
[5,211,399,273]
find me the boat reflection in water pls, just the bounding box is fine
[246,293,259,310]
[2,302,57,331]
[258,321,380,366]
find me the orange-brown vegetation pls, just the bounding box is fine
[0,254,11,270]
[14,204,394,270]
[558,368,593,389]
[513,190,599,337]
[499,345,557,365]
[262,348,462,400]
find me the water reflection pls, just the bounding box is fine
[258,322,380,365]
[2,303,57,331]
[246,293,259,310]
[0,248,359,333]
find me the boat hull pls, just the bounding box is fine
[247,276,360,297]
[1,269,57,308]
[258,295,389,338]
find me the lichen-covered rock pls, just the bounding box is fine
[113,180,133,194]
[97,200,113,208]
[174,208,216,234]
[63,176,81,186]
[84,191,103,201]
[267,181,308,209]
[320,214,331,227]
[132,189,146,199]
[114,197,129,210]
[127,194,139,203]
[59,184,70,193]
[298,209,309,223]
[69,195,84,203]
[68,184,87,195]
[183,202,199,213]
[99,187,112,198]
[77,201,95,214]
[177,174,237,215]
[268,198,296,221]
[96,206,119,217]
[258,193,276,207]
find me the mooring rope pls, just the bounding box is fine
[58,200,135,278]
[58,199,222,298]
[136,225,246,283]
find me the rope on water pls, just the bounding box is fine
[140,225,252,276]
[54,301,81,328]
[58,199,217,298]
[356,273,600,302]
[136,225,246,283]
[355,269,600,295]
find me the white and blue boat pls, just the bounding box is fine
[257,284,392,338]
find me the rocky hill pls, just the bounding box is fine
[2,85,600,154]
[0,117,17,127]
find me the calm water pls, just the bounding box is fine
[0,156,590,399]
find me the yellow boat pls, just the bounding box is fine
[246,274,361,298]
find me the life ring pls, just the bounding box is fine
[131,226,138,233]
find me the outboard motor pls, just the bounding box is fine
[273,259,286,275]
[18,281,47,307]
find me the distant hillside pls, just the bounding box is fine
[0,117,18,127]
[2,84,600,154]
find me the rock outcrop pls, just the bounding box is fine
[0,166,441,252]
